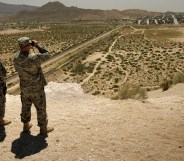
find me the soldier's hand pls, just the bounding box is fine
[32,40,38,47]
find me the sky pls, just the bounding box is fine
[0,0,184,12]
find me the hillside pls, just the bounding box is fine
[0,2,37,14]
[0,82,184,161]
[9,1,160,22]
[1,1,184,23]
[121,9,161,18]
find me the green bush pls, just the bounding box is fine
[73,64,86,75]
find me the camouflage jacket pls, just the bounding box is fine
[13,46,50,91]
[0,61,6,89]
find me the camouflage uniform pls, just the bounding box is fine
[13,39,50,127]
[0,61,7,119]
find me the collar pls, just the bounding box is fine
[19,51,30,57]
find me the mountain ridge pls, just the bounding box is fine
[0,2,37,14]
[1,1,161,22]
[2,1,184,23]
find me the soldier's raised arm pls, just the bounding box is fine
[32,40,50,62]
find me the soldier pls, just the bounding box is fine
[13,37,54,134]
[0,61,11,127]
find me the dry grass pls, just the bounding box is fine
[144,28,182,41]
[114,83,147,100]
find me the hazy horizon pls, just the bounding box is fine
[0,0,184,12]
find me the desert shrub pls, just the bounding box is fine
[113,85,119,88]
[96,58,101,61]
[86,66,94,73]
[70,73,76,76]
[92,91,100,95]
[117,83,147,99]
[114,89,118,92]
[96,66,101,70]
[106,55,115,62]
[111,95,119,100]
[173,73,184,84]
[136,88,147,99]
[160,77,173,91]
[118,70,123,74]
[114,78,119,83]
[95,71,101,75]
[73,64,85,75]
[82,57,86,61]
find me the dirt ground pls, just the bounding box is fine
[0,29,44,35]
[0,82,184,161]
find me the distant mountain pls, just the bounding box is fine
[36,1,66,12]
[0,2,37,14]
[9,1,160,22]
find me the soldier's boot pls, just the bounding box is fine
[23,122,33,132]
[40,126,54,135]
[0,118,11,127]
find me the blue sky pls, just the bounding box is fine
[0,0,184,12]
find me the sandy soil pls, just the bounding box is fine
[0,82,184,161]
[0,29,44,35]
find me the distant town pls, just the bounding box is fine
[135,12,184,25]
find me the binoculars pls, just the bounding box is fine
[31,41,35,46]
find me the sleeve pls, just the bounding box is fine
[36,45,50,62]
[0,62,7,79]
[3,82,7,95]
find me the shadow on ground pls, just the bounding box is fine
[0,126,6,142]
[11,132,48,159]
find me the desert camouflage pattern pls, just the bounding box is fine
[21,87,48,126]
[0,61,7,118]
[0,91,5,118]
[13,45,50,126]
[13,46,50,90]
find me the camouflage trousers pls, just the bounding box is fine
[20,87,48,127]
[0,87,5,118]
